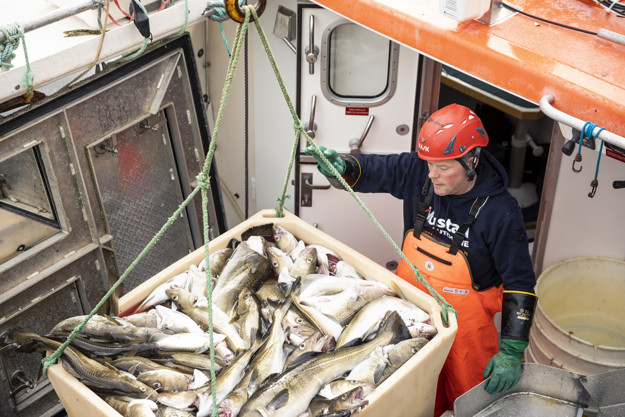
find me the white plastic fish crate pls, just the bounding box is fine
[48,209,457,417]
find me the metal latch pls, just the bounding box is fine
[301,172,330,207]
[9,370,35,397]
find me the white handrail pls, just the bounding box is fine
[539,95,625,150]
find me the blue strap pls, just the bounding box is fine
[577,121,597,155]
[592,127,606,181]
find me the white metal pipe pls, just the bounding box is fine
[0,0,94,43]
[539,95,625,150]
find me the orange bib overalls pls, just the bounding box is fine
[395,184,502,416]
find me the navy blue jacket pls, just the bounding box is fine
[349,150,536,292]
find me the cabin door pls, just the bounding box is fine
[296,4,422,269]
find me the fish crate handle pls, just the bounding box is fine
[225,0,267,23]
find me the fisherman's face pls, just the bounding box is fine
[427,159,475,196]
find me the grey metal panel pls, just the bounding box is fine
[88,113,194,291]
[580,368,625,417]
[454,363,590,417]
[0,276,86,416]
[160,55,221,242]
[0,114,95,291]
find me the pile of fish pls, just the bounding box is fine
[0,224,438,417]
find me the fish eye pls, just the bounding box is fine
[298,343,306,350]
[307,258,314,264]
[272,261,279,267]
[296,318,304,324]
[412,347,419,353]
[341,394,348,400]
[153,382,162,389]
[139,386,147,392]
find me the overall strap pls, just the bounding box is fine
[412,179,434,238]
[448,196,489,255]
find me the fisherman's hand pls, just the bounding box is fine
[483,339,527,394]
[304,146,346,177]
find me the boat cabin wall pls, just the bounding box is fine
[202,0,298,228]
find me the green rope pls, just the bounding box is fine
[204,0,237,55]
[168,0,189,38]
[0,23,35,99]
[246,6,456,326]
[195,8,252,416]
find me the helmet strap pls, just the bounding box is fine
[457,148,481,182]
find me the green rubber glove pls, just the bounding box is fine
[304,146,346,177]
[483,338,528,394]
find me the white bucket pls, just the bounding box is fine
[526,257,625,375]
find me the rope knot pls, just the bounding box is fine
[293,120,306,132]
[196,173,211,189]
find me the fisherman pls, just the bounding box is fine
[305,103,538,416]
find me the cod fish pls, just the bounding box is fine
[235,287,262,347]
[104,397,158,417]
[197,247,234,279]
[345,346,387,385]
[272,225,299,254]
[1,329,157,400]
[166,287,248,353]
[283,331,336,370]
[134,271,197,313]
[137,368,192,392]
[194,338,264,417]
[49,314,162,343]
[307,386,370,417]
[317,380,375,400]
[238,311,410,417]
[211,242,271,317]
[336,295,431,347]
[378,337,430,384]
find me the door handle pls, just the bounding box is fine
[349,115,375,153]
[301,172,330,207]
[305,15,319,75]
[304,95,317,139]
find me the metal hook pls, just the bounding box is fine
[572,154,583,173]
[588,180,598,198]
[225,0,267,23]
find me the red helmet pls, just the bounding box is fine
[417,104,488,161]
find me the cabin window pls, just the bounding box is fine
[321,22,399,107]
[0,145,61,264]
